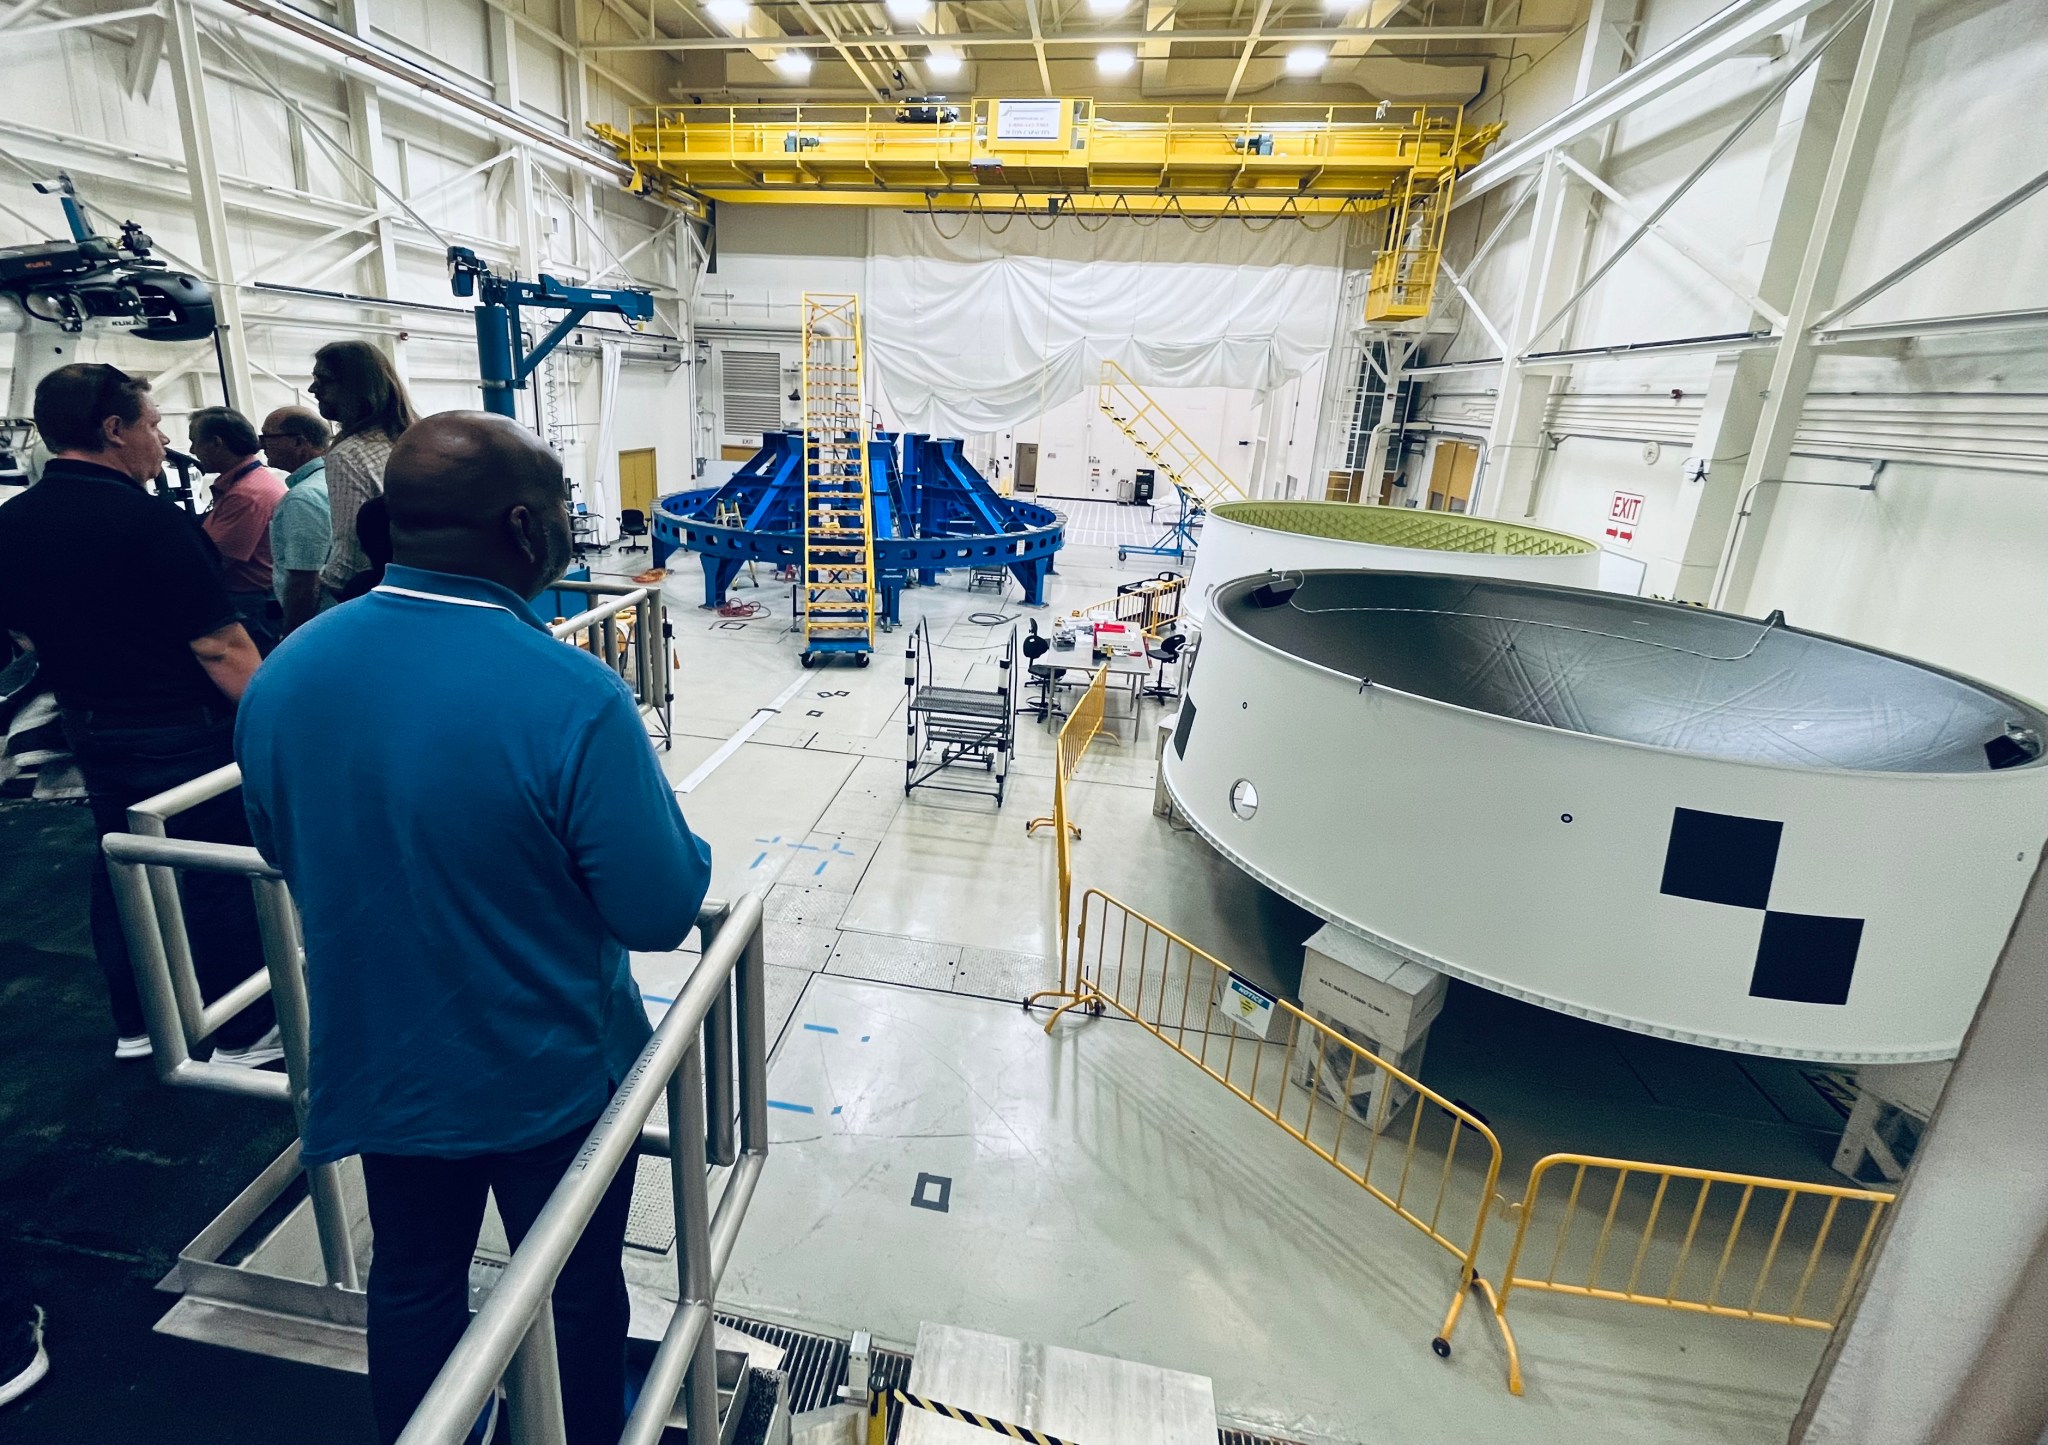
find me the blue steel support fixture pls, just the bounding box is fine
[655,432,1063,618]
[448,246,654,419]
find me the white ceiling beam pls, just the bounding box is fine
[1455,0,1850,206]
[1022,0,1050,93]
[1556,153,1788,330]
[198,0,636,187]
[788,0,887,100]
[1221,0,1272,102]
[581,20,1569,52]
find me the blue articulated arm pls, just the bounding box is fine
[449,246,654,418]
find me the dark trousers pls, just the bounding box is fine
[228,589,282,656]
[62,706,275,1048]
[361,1120,637,1445]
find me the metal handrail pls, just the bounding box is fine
[400,891,768,1445]
[103,822,768,1445]
[118,582,679,1054]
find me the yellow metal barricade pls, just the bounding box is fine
[1491,1153,1895,1395]
[1025,665,1110,1007]
[1061,888,1513,1362]
[1063,573,1187,641]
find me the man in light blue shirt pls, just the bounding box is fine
[260,406,333,637]
[236,412,711,1445]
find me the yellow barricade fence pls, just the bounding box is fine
[1024,664,1110,1008]
[1490,1153,1895,1395]
[1057,887,1514,1363]
[1064,573,1186,640]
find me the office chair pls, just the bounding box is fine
[1144,629,1189,702]
[1021,620,1063,724]
[618,508,650,555]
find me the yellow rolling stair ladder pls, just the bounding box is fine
[1095,360,1246,562]
[799,293,877,667]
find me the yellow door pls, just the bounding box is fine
[1426,440,1479,512]
[618,448,657,519]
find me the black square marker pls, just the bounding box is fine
[1750,911,1863,1006]
[1171,697,1197,760]
[910,1172,951,1213]
[1660,807,1782,910]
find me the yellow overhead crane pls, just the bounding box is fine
[594,98,1502,319]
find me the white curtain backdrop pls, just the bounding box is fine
[588,339,623,542]
[863,212,1348,435]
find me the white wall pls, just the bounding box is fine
[1419,0,2048,703]
[0,0,692,533]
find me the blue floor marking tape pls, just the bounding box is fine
[803,1023,839,1034]
[767,1100,815,1114]
[641,993,674,1006]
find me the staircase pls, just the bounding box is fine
[1095,360,1247,509]
[800,293,876,665]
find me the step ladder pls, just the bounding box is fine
[800,293,876,667]
[904,616,1017,805]
[1095,360,1247,511]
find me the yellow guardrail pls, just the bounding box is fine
[1063,573,1187,641]
[1024,664,1111,1007]
[1489,1154,1895,1395]
[1059,888,1514,1364]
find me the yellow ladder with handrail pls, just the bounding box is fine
[800,293,876,665]
[1094,360,1246,509]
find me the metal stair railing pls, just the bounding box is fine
[97,829,771,1445]
[396,891,770,1445]
[1094,360,1246,509]
[801,292,877,660]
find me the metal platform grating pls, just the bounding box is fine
[712,1309,1303,1445]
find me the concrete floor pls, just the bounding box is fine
[623,532,1856,1445]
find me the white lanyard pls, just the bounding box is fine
[371,584,515,617]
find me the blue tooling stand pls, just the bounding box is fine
[1119,484,1204,564]
[653,433,1065,622]
[448,246,653,418]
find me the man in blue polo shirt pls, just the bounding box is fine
[236,411,711,1445]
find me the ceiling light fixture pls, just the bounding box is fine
[925,46,963,77]
[704,0,749,31]
[1087,0,1128,14]
[1284,45,1327,75]
[884,0,933,24]
[773,49,814,79]
[1096,47,1135,77]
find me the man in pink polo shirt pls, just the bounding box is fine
[191,406,289,655]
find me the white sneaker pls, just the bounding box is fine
[0,1305,47,1408]
[214,1025,285,1070]
[114,1034,153,1060]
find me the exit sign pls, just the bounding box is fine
[1606,491,1645,548]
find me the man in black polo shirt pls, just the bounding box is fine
[0,364,278,1064]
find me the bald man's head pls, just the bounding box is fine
[384,411,571,601]
[260,405,328,473]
